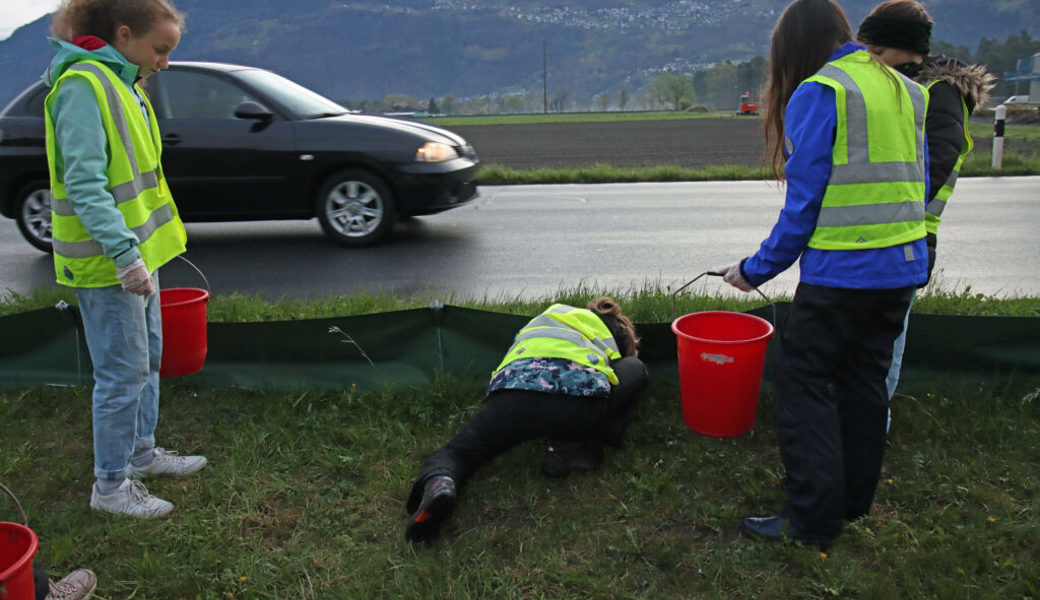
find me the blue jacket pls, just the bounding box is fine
[742,43,928,290]
[45,38,152,269]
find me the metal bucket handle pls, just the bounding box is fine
[671,270,776,328]
[173,255,211,294]
[0,482,29,527]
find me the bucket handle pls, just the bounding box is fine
[173,255,211,293]
[0,482,29,527]
[671,271,776,328]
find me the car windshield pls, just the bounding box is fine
[235,69,348,119]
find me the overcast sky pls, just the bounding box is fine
[0,0,57,40]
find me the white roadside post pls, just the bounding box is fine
[992,104,1006,170]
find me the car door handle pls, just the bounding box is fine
[162,134,182,146]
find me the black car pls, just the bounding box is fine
[0,61,479,250]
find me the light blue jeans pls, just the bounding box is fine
[885,292,915,432]
[76,272,160,481]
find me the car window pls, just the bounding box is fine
[154,70,260,119]
[23,85,48,117]
[234,69,347,119]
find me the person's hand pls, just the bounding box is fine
[116,258,155,296]
[713,262,753,293]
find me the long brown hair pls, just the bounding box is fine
[587,297,639,357]
[762,0,853,180]
[51,0,185,43]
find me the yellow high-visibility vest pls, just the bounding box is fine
[804,50,929,250]
[45,60,186,287]
[493,304,622,384]
[923,79,972,235]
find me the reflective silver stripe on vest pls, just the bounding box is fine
[817,200,925,227]
[524,313,620,354]
[68,63,141,172]
[56,63,158,217]
[818,64,927,187]
[504,325,613,363]
[52,169,160,217]
[52,202,175,259]
[926,198,947,217]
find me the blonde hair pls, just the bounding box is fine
[586,296,639,356]
[51,0,185,43]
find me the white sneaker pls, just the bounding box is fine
[127,448,207,479]
[89,479,173,519]
[45,568,97,600]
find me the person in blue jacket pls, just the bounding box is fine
[714,0,929,547]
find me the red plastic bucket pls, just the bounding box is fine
[160,288,209,378]
[1,482,38,600]
[671,311,774,437]
[0,522,37,600]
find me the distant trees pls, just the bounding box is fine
[550,88,572,112]
[649,72,695,110]
[350,54,767,115]
[935,30,1040,100]
[617,88,629,110]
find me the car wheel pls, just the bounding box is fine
[15,180,54,253]
[316,169,396,246]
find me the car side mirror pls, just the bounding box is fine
[234,100,273,122]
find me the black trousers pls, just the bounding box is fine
[407,356,650,512]
[774,282,914,539]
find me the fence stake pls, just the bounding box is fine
[992,104,1006,170]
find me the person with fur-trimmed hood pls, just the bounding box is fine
[856,0,996,412]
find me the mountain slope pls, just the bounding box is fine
[1,0,1035,108]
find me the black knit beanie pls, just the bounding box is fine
[857,14,932,55]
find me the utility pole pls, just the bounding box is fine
[542,41,548,114]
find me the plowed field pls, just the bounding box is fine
[448,117,767,169]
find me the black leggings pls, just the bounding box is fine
[774,283,914,539]
[407,356,649,512]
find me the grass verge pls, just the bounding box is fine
[1,370,1037,598]
[423,110,729,127]
[1,289,1038,598]
[2,283,1038,321]
[472,153,1040,185]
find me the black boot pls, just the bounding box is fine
[405,475,458,542]
[541,440,603,478]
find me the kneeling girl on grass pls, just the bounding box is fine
[404,297,650,542]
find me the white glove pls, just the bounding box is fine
[713,262,753,293]
[115,258,155,296]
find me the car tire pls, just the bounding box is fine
[316,169,396,247]
[15,180,54,253]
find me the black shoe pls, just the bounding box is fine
[405,476,457,542]
[541,440,603,478]
[742,515,832,550]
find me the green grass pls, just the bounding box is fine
[468,153,1040,185]
[3,283,1038,322]
[475,163,773,185]
[2,371,1037,598]
[423,110,730,127]
[969,122,1040,143]
[2,289,1038,598]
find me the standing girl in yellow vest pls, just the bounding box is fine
[45,0,205,519]
[404,297,649,542]
[856,0,994,422]
[714,0,929,547]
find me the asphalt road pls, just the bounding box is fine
[2,176,1037,302]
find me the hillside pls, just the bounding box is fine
[0,0,1036,108]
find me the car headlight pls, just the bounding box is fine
[415,141,457,163]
